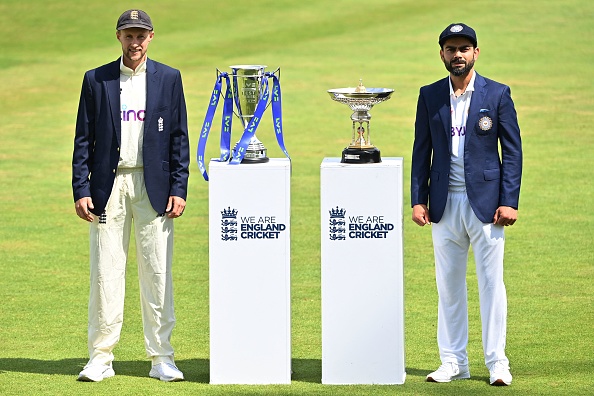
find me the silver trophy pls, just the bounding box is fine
[229,64,271,163]
[328,80,393,163]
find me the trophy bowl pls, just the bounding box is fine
[328,82,393,164]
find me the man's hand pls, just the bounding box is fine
[75,197,94,222]
[493,206,518,226]
[412,204,431,226]
[166,196,186,218]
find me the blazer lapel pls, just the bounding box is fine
[436,77,452,153]
[466,72,487,142]
[144,58,159,132]
[106,59,121,147]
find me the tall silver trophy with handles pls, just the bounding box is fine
[230,65,270,163]
[196,63,288,180]
[328,80,393,163]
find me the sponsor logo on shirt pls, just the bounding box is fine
[121,104,145,121]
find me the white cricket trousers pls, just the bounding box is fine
[87,168,176,366]
[432,190,509,368]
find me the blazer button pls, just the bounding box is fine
[117,147,120,152]
[113,169,116,173]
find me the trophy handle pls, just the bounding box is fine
[262,67,280,112]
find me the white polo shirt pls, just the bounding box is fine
[448,71,476,190]
[119,58,147,168]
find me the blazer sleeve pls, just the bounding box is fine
[411,87,432,207]
[168,71,190,200]
[497,86,522,209]
[72,71,95,202]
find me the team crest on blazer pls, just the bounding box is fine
[479,116,493,131]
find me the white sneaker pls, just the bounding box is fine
[149,362,184,382]
[77,363,115,382]
[426,362,470,382]
[489,360,512,386]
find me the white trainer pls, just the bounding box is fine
[489,360,512,386]
[426,362,470,382]
[77,363,115,382]
[149,362,185,382]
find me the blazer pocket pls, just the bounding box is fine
[484,168,500,181]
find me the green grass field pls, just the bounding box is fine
[1,0,593,394]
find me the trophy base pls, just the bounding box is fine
[241,156,270,164]
[341,147,381,164]
[232,144,269,164]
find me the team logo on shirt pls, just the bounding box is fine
[479,116,493,131]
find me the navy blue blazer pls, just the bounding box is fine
[411,72,522,223]
[72,58,190,216]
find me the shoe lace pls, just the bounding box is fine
[491,361,508,373]
[440,362,459,375]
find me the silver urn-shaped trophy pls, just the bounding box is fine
[196,64,288,181]
[328,80,393,163]
[229,64,271,163]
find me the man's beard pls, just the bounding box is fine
[445,57,475,77]
[125,46,146,63]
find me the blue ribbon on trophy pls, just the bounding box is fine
[197,72,233,180]
[196,65,290,181]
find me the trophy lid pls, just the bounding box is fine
[328,80,394,111]
[229,64,267,70]
[327,87,394,99]
[329,78,392,97]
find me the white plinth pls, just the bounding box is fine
[209,158,291,384]
[320,157,405,385]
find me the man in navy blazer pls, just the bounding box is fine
[72,52,189,216]
[72,9,189,382]
[411,23,522,386]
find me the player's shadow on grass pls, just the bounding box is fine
[1,359,491,384]
[0,358,210,383]
[0,358,321,383]
[292,362,442,384]
[407,367,494,384]
[291,359,321,383]
[0,358,318,383]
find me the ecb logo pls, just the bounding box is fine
[220,207,287,241]
[220,207,238,241]
[329,207,346,241]
[328,206,395,241]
